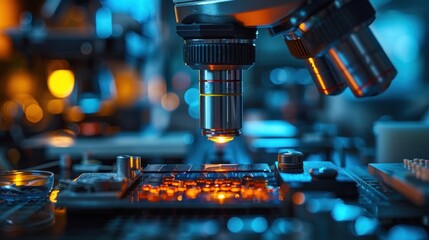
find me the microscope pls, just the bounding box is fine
[172,0,397,143]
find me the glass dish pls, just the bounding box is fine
[0,170,54,201]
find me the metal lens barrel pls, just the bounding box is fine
[327,27,396,97]
[200,70,242,138]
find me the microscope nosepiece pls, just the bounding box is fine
[277,0,396,97]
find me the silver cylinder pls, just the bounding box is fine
[327,27,397,97]
[199,69,242,137]
[116,155,141,179]
[305,56,347,95]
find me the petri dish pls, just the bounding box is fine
[0,170,54,201]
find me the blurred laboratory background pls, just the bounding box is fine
[0,0,429,239]
[0,0,427,169]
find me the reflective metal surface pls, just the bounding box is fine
[174,0,304,26]
[183,39,255,71]
[116,155,142,179]
[174,0,397,143]
[305,56,347,95]
[327,27,397,97]
[200,70,242,140]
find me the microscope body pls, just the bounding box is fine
[173,0,397,142]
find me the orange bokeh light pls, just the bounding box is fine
[161,92,180,111]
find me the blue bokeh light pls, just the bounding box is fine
[200,220,218,236]
[79,96,101,114]
[184,88,199,105]
[354,216,379,236]
[251,217,268,233]
[98,68,115,100]
[95,7,112,39]
[271,218,291,235]
[188,102,199,120]
[386,225,428,240]
[227,217,244,233]
[332,203,362,221]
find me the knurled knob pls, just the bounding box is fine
[278,149,304,173]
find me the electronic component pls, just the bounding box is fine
[56,163,281,210]
[275,161,358,200]
[369,160,429,207]
[116,155,142,179]
[277,149,304,173]
[25,154,429,239]
[347,165,426,219]
[136,164,280,207]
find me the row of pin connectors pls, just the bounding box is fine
[403,158,429,181]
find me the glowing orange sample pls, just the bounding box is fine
[220,184,231,191]
[185,187,200,199]
[141,184,151,191]
[208,136,234,144]
[230,185,241,193]
[171,180,183,187]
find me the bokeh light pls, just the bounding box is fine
[66,106,84,122]
[161,92,180,111]
[25,103,44,123]
[7,70,34,97]
[47,99,65,114]
[1,100,19,121]
[114,67,142,107]
[48,70,75,98]
[172,71,191,91]
[148,76,167,104]
[227,217,244,233]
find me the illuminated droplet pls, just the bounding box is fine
[208,136,234,144]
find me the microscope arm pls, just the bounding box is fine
[174,0,304,27]
[173,0,397,142]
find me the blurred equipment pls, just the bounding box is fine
[2,0,165,134]
[275,160,358,200]
[173,0,396,142]
[374,121,429,163]
[277,149,304,173]
[57,157,282,210]
[3,0,193,166]
[369,160,429,207]
[116,155,141,179]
